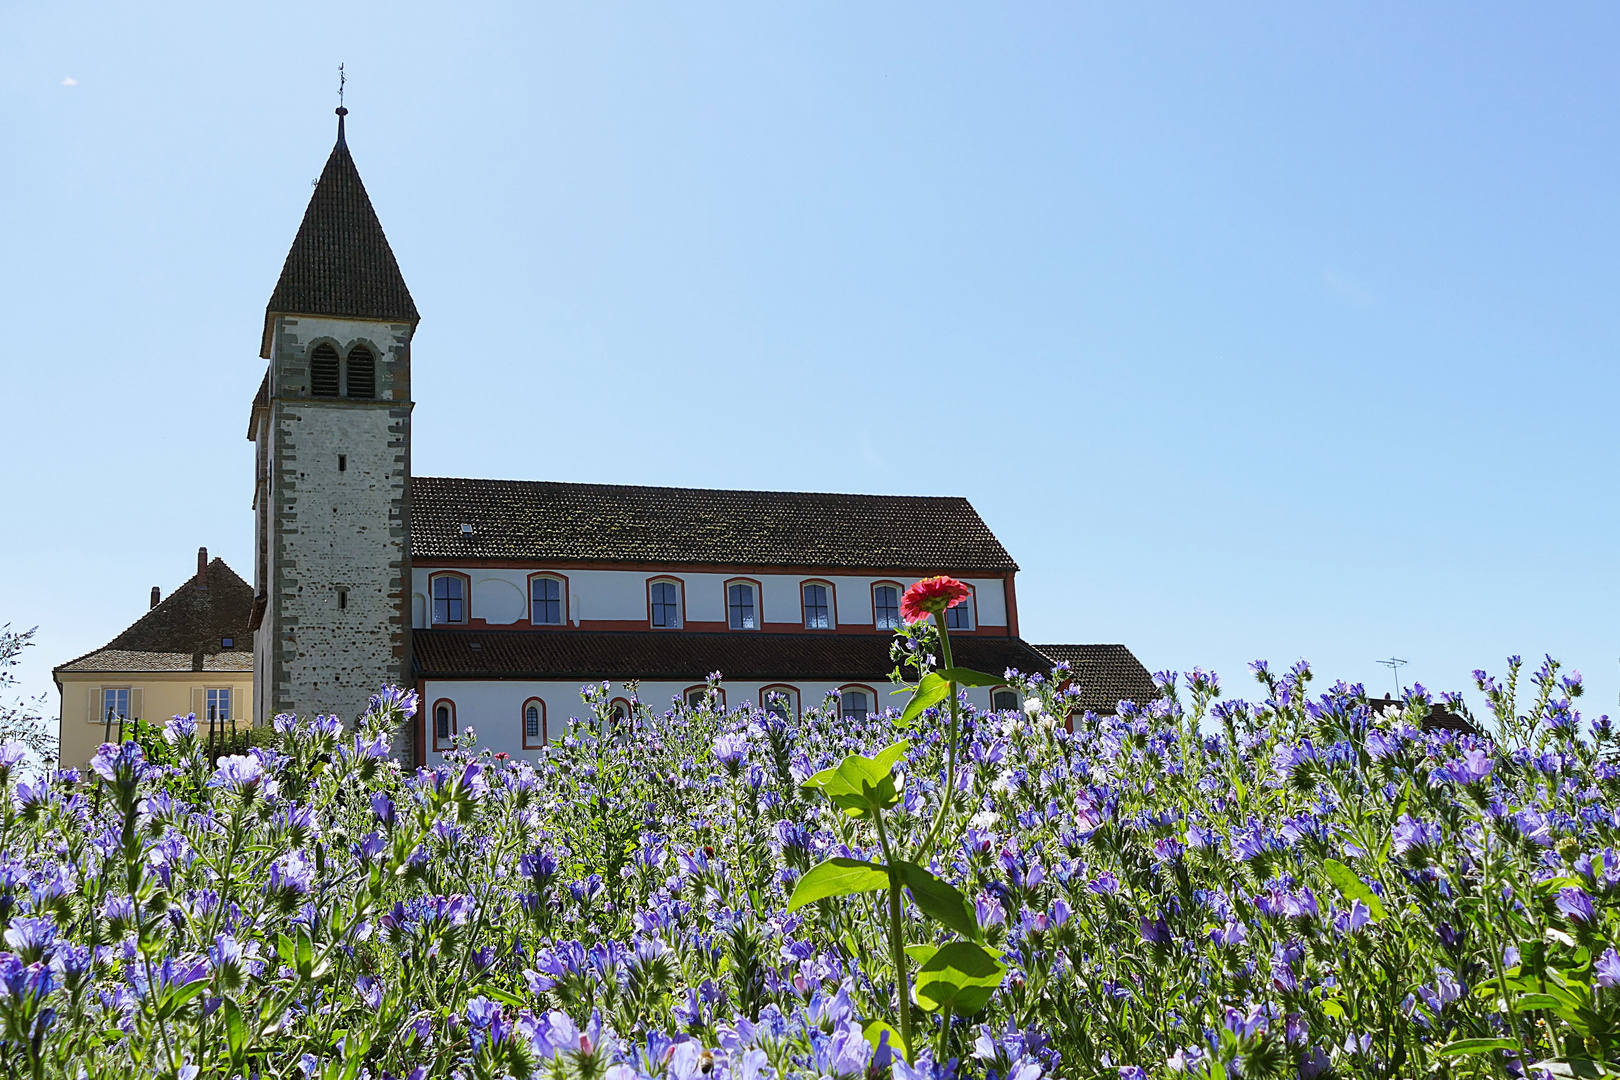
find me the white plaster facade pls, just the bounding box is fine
[418,678,1013,765]
[409,568,1009,631]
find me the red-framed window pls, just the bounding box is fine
[759,684,800,720]
[837,684,877,722]
[871,581,903,630]
[800,579,837,630]
[648,577,685,629]
[431,698,457,751]
[528,573,569,626]
[608,697,633,730]
[429,572,471,625]
[522,697,546,749]
[724,577,762,631]
[943,582,976,631]
[684,685,726,710]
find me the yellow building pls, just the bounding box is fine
[54,549,254,768]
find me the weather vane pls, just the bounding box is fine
[1378,657,1408,698]
[338,63,346,109]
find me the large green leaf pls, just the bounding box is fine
[1436,1038,1521,1057]
[939,667,1005,688]
[904,944,939,965]
[900,674,951,728]
[1321,859,1386,922]
[896,861,979,941]
[221,997,249,1061]
[862,1020,908,1062]
[1514,993,1564,1012]
[1532,1058,1620,1078]
[912,941,1006,1015]
[803,742,910,817]
[787,858,890,910]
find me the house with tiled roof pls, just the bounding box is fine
[54,549,253,767]
[247,110,1153,763]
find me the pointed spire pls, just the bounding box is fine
[263,108,418,344]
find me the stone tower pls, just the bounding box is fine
[248,108,416,742]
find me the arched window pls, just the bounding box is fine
[522,698,546,750]
[802,581,835,630]
[992,688,1019,712]
[684,686,725,710]
[726,579,760,630]
[530,574,566,625]
[346,345,376,399]
[310,343,340,397]
[872,582,902,630]
[760,684,800,720]
[430,573,468,625]
[649,579,683,629]
[838,685,875,722]
[432,699,456,750]
[608,697,632,729]
[944,585,976,631]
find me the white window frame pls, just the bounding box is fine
[726,579,760,631]
[205,687,233,723]
[872,582,903,630]
[944,586,976,631]
[801,580,836,630]
[649,578,683,629]
[530,574,566,626]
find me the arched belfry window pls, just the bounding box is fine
[310,343,340,397]
[346,345,375,399]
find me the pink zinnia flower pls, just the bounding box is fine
[901,576,972,624]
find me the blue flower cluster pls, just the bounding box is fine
[0,655,1618,1078]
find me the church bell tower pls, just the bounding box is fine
[248,107,416,743]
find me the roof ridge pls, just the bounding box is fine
[413,475,972,504]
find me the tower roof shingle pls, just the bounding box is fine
[262,111,417,353]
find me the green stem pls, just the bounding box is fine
[872,808,914,1064]
[915,615,960,864]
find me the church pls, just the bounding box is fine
[247,109,1153,765]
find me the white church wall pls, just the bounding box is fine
[409,567,1010,631]
[418,678,1011,765]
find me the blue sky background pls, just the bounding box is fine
[2,3,1616,725]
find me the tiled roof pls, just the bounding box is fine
[1031,644,1158,714]
[411,477,1018,572]
[247,368,269,439]
[265,113,418,326]
[1367,696,1479,736]
[55,559,255,675]
[57,651,254,674]
[414,629,1050,683]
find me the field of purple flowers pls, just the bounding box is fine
[1,643,1617,1079]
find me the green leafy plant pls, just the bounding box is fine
[786,576,1006,1064]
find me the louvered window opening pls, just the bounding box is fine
[346,345,376,399]
[310,343,340,396]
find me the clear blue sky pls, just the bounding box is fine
[3,4,1616,723]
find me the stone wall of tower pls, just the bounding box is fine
[253,314,413,745]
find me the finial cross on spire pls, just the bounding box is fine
[338,63,346,110]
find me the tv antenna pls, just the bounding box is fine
[1377,657,1408,698]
